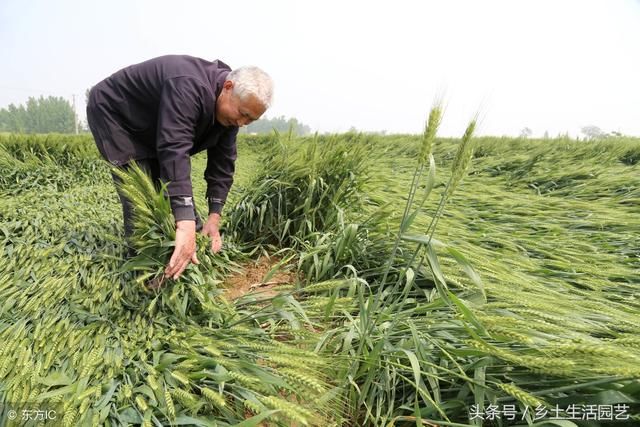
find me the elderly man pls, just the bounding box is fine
[86,55,273,281]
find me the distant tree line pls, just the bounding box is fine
[239,115,311,135]
[580,125,624,140]
[519,125,627,140]
[1,94,312,136]
[0,96,78,133]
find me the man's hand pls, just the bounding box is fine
[165,220,199,280]
[202,213,223,253]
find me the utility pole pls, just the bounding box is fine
[72,94,78,134]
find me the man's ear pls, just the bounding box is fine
[223,80,234,90]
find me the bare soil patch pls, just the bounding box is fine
[223,256,298,300]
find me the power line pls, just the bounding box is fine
[72,94,78,134]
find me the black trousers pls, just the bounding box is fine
[110,159,203,241]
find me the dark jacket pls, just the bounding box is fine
[86,55,238,220]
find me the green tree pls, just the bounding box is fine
[0,96,76,133]
[239,115,311,135]
[581,125,606,140]
[520,127,533,139]
[0,104,27,132]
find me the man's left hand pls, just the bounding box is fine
[202,213,223,253]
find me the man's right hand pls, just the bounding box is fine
[165,220,199,280]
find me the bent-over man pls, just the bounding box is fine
[87,54,273,281]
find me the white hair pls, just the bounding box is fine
[227,66,274,108]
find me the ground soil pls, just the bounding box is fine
[222,256,298,300]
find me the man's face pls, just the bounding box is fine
[215,80,266,128]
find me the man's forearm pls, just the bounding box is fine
[176,219,196,229]
[207,212,221,226]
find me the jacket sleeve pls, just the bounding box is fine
[156,77,205,221]
[205,128,239,215]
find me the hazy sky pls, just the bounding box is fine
[1,0,638,137]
